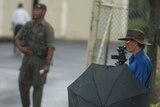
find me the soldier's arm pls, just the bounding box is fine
[46,47,54,65]
[15,37,32,56]
[43,47,54,73]
[43,24,55,73]
[15,21,32,56]
[45,25,55,65]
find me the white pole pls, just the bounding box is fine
[96,10,113,63]
[60,0,68,36]
[0,0,3,36]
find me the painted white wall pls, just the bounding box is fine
[101,0,129,42]
[1,0,32,37]
[40,0,93,40]
[1,0,93,41]
[0,0,4,36]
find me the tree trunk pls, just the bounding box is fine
[148,0,160,103]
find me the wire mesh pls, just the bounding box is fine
[87,0,149,65]
[90,1,128,65]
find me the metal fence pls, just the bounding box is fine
[87,0,128,65]
[87,0,160,103]
[86,0,150,66]
[128,1,149,36]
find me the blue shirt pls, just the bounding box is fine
[129,50,152,88]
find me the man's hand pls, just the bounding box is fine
[15,38,32,56]
[43,64,50,73]
[19,47,32,56]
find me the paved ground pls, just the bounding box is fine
[0,41,87,107]
[0,40,123,107]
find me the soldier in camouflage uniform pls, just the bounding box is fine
[15,3,55,107]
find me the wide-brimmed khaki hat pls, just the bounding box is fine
[118,29,151,45]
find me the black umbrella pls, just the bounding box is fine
[68,63,149,107]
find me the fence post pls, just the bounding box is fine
[86,0,129,66]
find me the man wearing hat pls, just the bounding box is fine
[15,3,55,107]
[118,29,152,89]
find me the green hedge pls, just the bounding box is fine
[150,103,160,107]
[128,18,149,37]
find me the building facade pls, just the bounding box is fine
[0,0,93,41]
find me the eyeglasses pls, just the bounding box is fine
[125,40,131,45]
[125,40,137,45]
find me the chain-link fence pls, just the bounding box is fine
[128,0,149,37]
[87,0,128,65]
[87,0,160,103]
[87,0,150,65]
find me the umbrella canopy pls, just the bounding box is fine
[68,63,149,107]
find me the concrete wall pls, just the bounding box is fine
[0,0,93,41]
[40,0,93,40]
[0,0,3,36]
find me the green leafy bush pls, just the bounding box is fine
[128,18,149,36]
[150,103,160,107]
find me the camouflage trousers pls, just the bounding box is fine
[18,56,47,107]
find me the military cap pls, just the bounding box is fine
[34,3,47,10]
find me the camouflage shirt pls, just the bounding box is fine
[16,20,55,57]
